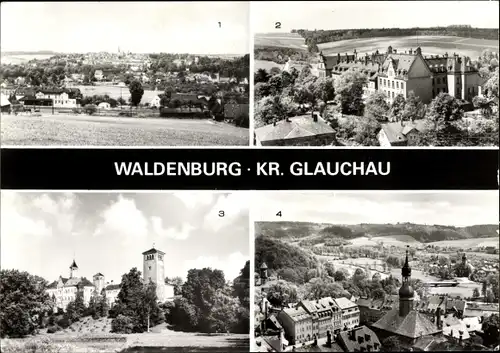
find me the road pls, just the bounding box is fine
[1,114,249,146]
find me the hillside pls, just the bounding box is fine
[255,221,499,244]
[254,235,318,273]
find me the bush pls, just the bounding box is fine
[46,325,60,334]
[72,108,82,114]
[118,111,134,117]
[57,317,72,329]
[83,104,97,115]
[111,315,134,334]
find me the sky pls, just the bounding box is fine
[253,192,499,227]
[0,2,249,54]
[1,192,249,284]
[253,1,500,33]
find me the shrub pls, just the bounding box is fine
[57,317,72,329]
[118,111,134,117]
[83,104,98,115]
[46,325,60,334]
[111,315,134,334]
[72,108,82,114]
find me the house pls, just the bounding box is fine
[98,102,111,110]
[94,70,104,81]
[150,95,162,108]
[297,297,343,337]
[283,59,311,74]
[14,76,26,85]
[333,297,360,331]
[33,88,80,108]
[337,326,381,352]
[357,295,399,325]
[277,306,313,345]
[254,113,336,146]
[330,59,381,97]
[377,119,431,147]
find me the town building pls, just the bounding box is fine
[372,246,443,349]
[297,297,343,338]
[337,326,381,352]
[254,113,337,146]
[94,70,104,81]
[377,119,431,147]
[357,295,399,325]
[23,88,81,108]
[277,306,313,345]
[333,297,360,330]
[142,247,174,303]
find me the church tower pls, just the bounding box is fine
[462,252,467,265]
[142,246,166,302]
[69,259,79,279]
[399,246,414,317]
[93,273,105,295]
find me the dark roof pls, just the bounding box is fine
[321,53,356,70]
[382,53,417,75]
[47,281,58,289]
[79,277,94,287]
[142,248,166,255]
[338,326,381,352]
[70,260,78,269]
[372,308,441,339]
[105,283,121,291]
[94,273,104,277]
[332,61,380,80]
[260,262,268,269]
[380,120,431,144]
[255,115,335,142]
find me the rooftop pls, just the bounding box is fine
[372,308,441,339]
[255,115,335,142]
[334,297,357,310]
[380,120,431,144]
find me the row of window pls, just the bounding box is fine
[379,78,405,91]
[343,313,360,320]
[432,77,448,85]
[383,90,399,99]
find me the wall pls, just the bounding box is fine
[406,76,433,104]
[277,311,297,344]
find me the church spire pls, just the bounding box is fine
[399,246,414,317]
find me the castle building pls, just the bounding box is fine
[46,246,175,312]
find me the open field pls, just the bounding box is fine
[254,59,282,73]
[0,114,249,146]
[255,32,307,50]
[71,85,160,102]
[346,234,421,248]
[1,54,55,65]
[317,35,499,58]
[429,237,499,249]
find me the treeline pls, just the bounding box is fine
[293,26,499,52]
[256,221,500,243]
[254,46,312,64]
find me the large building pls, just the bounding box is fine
[316,46,483,105]
[333,297,360,330]
[371,246,443,349]
[297,297,343,337]
[277,306,313,345]
[46,246,175,311]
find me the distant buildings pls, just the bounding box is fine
[377,119,431,147]
[254,113,337,146]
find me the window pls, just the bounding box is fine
[396,82,399,89]
[437,78,441,84]
[392,81,394,89]
[401,82,404,90]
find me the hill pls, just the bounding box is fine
[254,33,307,50]
[254,235,318,273]
[255,221,499,244]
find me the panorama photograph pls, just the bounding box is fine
[253,1,499,147]
[253,191,499,352]
[0,192,250,352]
[0,2,250,146]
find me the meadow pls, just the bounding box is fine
[71,85,160,102]
[428,237,499,249]
[254,32,307,50]
[0,113,249,146]
[254,60,282,73]
[317,35,499,58]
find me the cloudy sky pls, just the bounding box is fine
[1,2,249,54]
[1,192,249,284]
[253,192,499,227]
[253,1,499,33]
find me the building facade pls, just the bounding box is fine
[142,247,175,303]
[334,297,360,330]
[278,306,313,345]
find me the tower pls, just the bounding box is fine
[69,259,79,279]
[462,252,467,265]
[93,273,105,295]
[260,262,268,284]
[398,246,414,317]
[142,246,166,302]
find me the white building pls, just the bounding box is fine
[35,89,79,108]
[333,297,360,330]
[150,95,162,108]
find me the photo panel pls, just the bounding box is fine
[252,1,499,147]
[252,191,499,351]
[0,2,250,147]
[0,191,250,351]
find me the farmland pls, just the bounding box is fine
[0,114,249,146]
[317,35,499,58]
[429,237,500,249]
[71,85,160,102]
[254,32,307,50]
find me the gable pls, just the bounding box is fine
[408,55,432,78]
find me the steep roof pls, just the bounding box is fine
[94,273,104,277]
[105,283,121,291]
[372,308,441,339]
[70,260,78,269]
[380,120,431,144]
[255,115,335,143]
[142,248,166,255]
[382,53,417,74]
[282,306,311,322]
[338,326,381,352]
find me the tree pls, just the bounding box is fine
[165,277,183,296]
[129,79,144,107]
[473,287,480,298]
[83,104,98,115]
[207,289,240,333]
[390,94,406,121]
[401,91,425,122]
[255,69,270,84]
[333,269,349,282]
[254,95,289,128]
[365,91,389,121]
[323,261,335,277]
[233,261,250,309]
[333,69,367,116]
[482,314,500,347]
[427,93,463,130]
[266,281,298,307]
[254,82,272,99]
[0,270,53,338]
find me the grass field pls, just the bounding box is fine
[71,85,159,102]
[317,35,499,58]
[0,114,249,146]
[346,234,421,248]
[255,32,307,50]
[254,60,282,73]
[429,237,499,249]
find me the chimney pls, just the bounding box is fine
[313,112,318,122]
[409,48,413,55]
